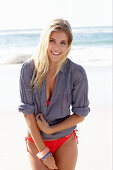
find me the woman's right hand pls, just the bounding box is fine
[42,153,58,169]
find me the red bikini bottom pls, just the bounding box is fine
[25,129,78,154]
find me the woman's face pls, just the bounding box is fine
[47,31,69,65]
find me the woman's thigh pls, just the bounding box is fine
[27,140,50,170]
[53,133,78,170]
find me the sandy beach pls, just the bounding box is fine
[0,63,112,170]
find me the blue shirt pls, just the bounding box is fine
[18,58,90,139]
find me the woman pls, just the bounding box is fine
[18,18,90,170]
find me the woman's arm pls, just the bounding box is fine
[50,114,84,134]
[24,113,46,152]
[36,113,84,135]
[18,63,58,169]
[24,113,58,169]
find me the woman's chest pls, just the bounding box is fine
[46,76,57,101]
[33,72,73,113]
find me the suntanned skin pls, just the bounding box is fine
[24,114,57,170]
[25,31,85,170]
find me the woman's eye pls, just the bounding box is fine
[61,41,66,45]
[50,39,55,43]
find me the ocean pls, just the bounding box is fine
[0,26,112,66]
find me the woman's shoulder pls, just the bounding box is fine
[67,59,87,83]
[20,58,35,77]
[68,58,86,74]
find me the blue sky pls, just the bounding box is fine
[0,0,112,29]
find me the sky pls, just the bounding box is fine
[0,0,112,30]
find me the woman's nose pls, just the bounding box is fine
[53,43,60,50]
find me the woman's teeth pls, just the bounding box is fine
[51,51,61,55]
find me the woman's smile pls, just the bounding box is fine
[51,51,61,55]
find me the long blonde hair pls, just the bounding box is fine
[31,18,73,90]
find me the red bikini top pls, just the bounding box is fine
[47,100,50,107]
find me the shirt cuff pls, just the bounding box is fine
[72,107,90,117]
[18,103,35,114]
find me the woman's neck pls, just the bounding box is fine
[48,64,57,75]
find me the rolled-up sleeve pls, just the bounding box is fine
[71,65,90,117]
[18,62,35,114]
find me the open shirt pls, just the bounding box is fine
[18,58,90,139]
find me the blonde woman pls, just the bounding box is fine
[18,18,90,170]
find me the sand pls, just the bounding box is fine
[0,64,112,170]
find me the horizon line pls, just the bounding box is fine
[0,25,112,31]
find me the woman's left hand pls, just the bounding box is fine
[36,114,52,135]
